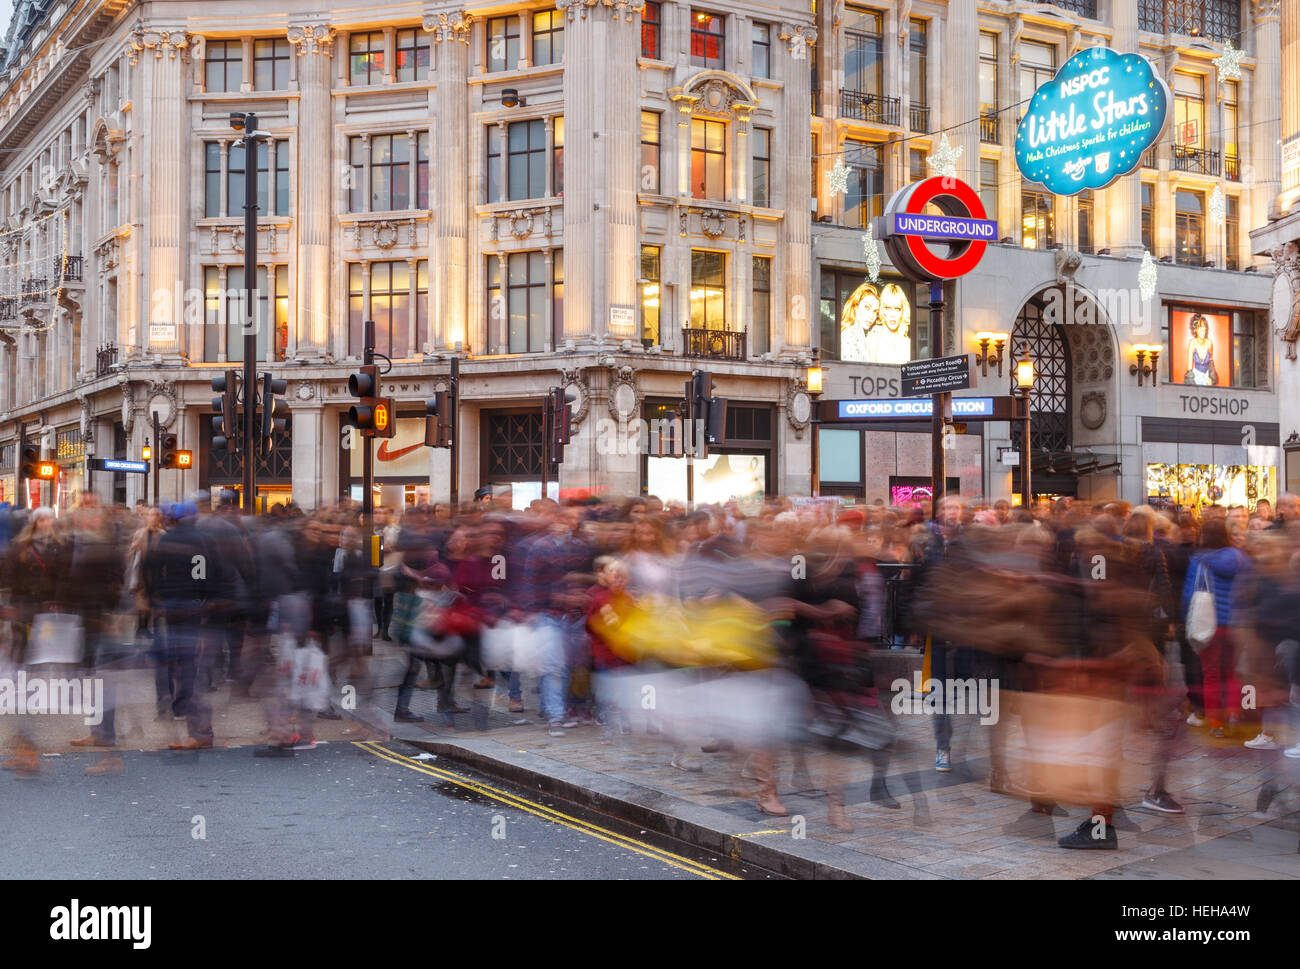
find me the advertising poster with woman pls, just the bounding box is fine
[1169,309,1229,386]
[838,281,912,364]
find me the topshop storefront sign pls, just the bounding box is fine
[1016,47,1170,196]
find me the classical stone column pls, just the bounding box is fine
[1250,1,1283,233]
[424,11,472,351]
[1279,0,1299,198]
[129,27,191,360]
[941,0,978,188]
[559,0,642,345]
[777,22,816,352]
[1105,1,1143,257]
[287,24,336,360]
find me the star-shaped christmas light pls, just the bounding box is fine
[826,158,850,197]
[1208,184,1225,227]
[1138,249,1158,303]
[926,133,963,179]
[1214,40,1244,82]
[862,222,881,284]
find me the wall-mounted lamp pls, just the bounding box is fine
[1130,344,1162,387]
[974,331,1009,378]
[501,88,525,108]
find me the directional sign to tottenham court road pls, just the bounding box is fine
[900,354,973,397]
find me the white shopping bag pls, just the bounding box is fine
[27,613,85,666]
[289,643,331,712]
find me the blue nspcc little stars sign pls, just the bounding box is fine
[1015,48,1170,196]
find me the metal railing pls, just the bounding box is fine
[979,112,999,143]
[0,298,15,321]
[1044,0,1098,16]
[840,90,900,127]
[1142,148,1159,169]
[56,254,83,281]
[681,327,746,361]
[95,343,118,378]
[1225,153,1240,181]
[21,278,47,303]
[909,104,929,133]
[1173,145,1221,176]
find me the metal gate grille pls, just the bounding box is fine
[1010,293,1071,454]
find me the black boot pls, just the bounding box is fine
[1058,818,1117,850]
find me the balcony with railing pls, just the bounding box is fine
[1173,145,1221,176]
[979,111,999,144]
[56,254,83,282]
[0,298,15,321]
[681,327,747,361]
[1044,0,1098,15]
[1225,153,1240,181]
[1139,0,1240,43]
[95,342,118,378]
[909,104,929,133]
[840,90,901,127]
[20,278,47,304]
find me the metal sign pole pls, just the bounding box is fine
[929,282,949,519]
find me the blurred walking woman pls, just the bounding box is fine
[1183,518,1250,737]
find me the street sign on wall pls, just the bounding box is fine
[1015,47,1170,196]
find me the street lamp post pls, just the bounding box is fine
[1014,351,1035,510]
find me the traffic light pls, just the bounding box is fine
[260,372,290,449]
[211,370,238,453]
[425,392,452,448]
[348,364,380,435]
[159,433,180,469]
[544,387,577,464]
[685,371,727,456]
[20,442,54,480]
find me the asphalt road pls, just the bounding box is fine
[1,739,777,880]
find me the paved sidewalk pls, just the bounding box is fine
[357,643,1300,880]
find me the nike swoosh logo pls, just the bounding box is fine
[376,441,424,462]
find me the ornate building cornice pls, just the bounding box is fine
[556,0,645,23]
[128,27,192,66]
[287,25,336,56]
[423,11,473,44]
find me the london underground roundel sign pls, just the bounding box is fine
[881,176,996,282]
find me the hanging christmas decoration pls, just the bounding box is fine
[926,133,963,179]
[826,158,850,198]
[1208,183,1225,227]
[1214,39,1244,83]
[1138,249,1158,302]
[862,222,881,284]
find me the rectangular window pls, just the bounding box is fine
[532,10,565,66]
[1173,71,1205,150]
[1224,80,1240,180]
[350,136,367,212]
[641,110,661,194]
[370,133,410,212]
[691,11,725,70]
[1175,189,1204,265]
[349,31,385,86]
[752,22,771,79]
[274,140,289,216]
[552,249,564,344]
[751,256,771,356]
[690,118,726,200]
[205,40,242,93]
[348,260,429,358]
[642,1,661,58]
[1225,194,1239,271]
[1141,182,1154,251]
[1021,183,1055,249]
[487,16,521,72]
[1018,41,1055,119]
[909,19,928,131]
[205,142,222,217]
[845,139,884,228]
[507,251,548,353]
[640,244,660,346]
[203,266,222,361]
[221,266,283,363]
[395,28,430,82]
[979,31,999,141]
[751,127,770,206]
[487,125,502,203]
[508,119,546,201]
[843,7,883,95]
[979,157,998,218]
[253,39,291,91]
[553,116,564,197]
[1233,310,1257,388]
[486,258,502,347]
[1078,189,1094,254]
[417,131,430,209]
[690,250,726,329]
[811,132,819,201]
[909,148,927,184]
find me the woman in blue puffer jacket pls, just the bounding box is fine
[1182,518,1250,737]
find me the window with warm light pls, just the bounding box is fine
[349,31,385,86]
[641,1,661,58]
[532,10,565,66]
[978,32,999,140]
[1224,79,1240,180]
[751,128,770,207]
[690,118,726,200]
[845,139,884,228]
[752,256,771,356]
[979,157,998,217]
[641,245,661,345]
[691,11,725,69]
[1017,41,1055,120]
[690,250,726,330]
[1225,195,1239,270]
[640,111,661,193]
[1021,183,1054,249]
[1175,189,1204,265]
[1078,189,1094,255]
[1173,71,1205,151]
[1141,182,1154,251]
[843,7,883,96]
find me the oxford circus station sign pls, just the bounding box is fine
[1016,47,1170,195]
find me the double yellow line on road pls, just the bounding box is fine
[354,741,741,880]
